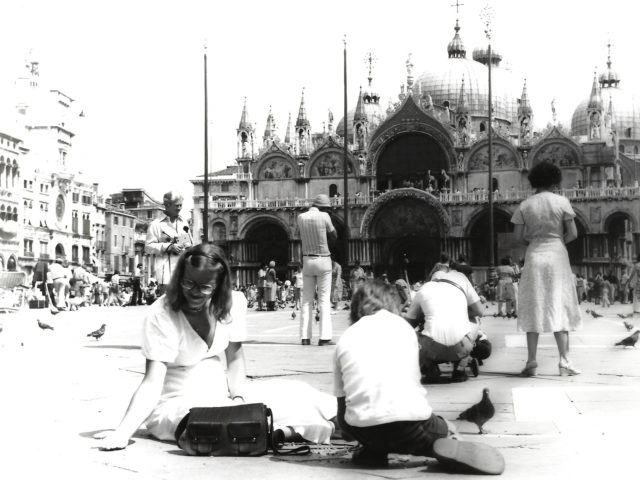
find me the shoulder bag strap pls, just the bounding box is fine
[268,408,311,456]
[432,278,466,298]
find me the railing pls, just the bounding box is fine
[23,251,34,258]
[207,186,640,210]
[235,173,252,181]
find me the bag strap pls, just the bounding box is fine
[267,408,311,456]
[432,278,466,298]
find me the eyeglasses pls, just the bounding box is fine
[180,279,216,295]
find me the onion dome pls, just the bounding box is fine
[472,46,503,67]
[414,19,519,124]
[571,48,640,139]
[447,19,466,58]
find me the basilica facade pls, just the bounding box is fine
[191,18,640,285]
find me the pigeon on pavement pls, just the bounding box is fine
[618,313,633,320]
[623,320,635,331]
[37,319,54,331]
[589,310,602,318]
[615,330,639,347]
[87,324,106,340]
[291,310,296,320]
[457,387,495,434]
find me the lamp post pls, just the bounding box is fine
[481,4,496,279]
[342,36,350,272]
[203,40,209,243]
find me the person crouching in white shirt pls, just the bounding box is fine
[333,280,504,474]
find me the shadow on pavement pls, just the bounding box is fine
[83,344,141,350]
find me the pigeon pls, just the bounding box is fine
[623,321,635,331]
[37,319,54,331]
[589,310,602,318]
[291,310,296,320]
[87,324,106,340]
[457,388,495,434]
[615,330,639,347]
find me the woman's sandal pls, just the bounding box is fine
[520,360,537,377]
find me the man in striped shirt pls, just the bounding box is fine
[298,194,337,346]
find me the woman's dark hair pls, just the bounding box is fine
[450,261,473,280]
[528,161,562,189]
[165,243,233,322]
[439,252,449,263]
[350,279,401,324]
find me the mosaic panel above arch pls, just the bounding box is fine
[531,141,580,168]
[310,151,354,177]
[468,143,518,170]
[259,157,296,180]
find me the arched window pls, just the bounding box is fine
[12,207,17,221]
[635,145,639,154]
[492,177,499,192]
[7,256,16,271]
[0,205,5,221]
[626,128,632,138]
[620,144,625,153]
[480,122,486,132]
[329,184,338,197]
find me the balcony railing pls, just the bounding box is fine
[23,251,35,258]
[206,186,640,211]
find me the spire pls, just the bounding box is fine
[599,40,620,88]
[607,96,616,131]
[295,88,310,128]
[588,71,603,110]
[406,53,414,91]
[284,112,293,144]
[263,106,276,144]
[457,76,469,114]
[238,97,251,129]
[517,79,532,118]
[363,51,380,104]
[518,79,533,145]
[354,86,367,122]
[447,18,466,58]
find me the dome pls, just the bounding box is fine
[336,99,386,139]
[571,85,640,139]
[415,57,520,124]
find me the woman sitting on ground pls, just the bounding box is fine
[95,243,336,451]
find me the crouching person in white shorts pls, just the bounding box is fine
[333,280,504,475]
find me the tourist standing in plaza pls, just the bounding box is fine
[129,263,144,306]
[331,256,343,312]
[511,161,582,377]
[265,260,278,311]
[298,194,337,346]
[145,191,193,296]
[627,254,640,314]
[256,263,267,311]
[349,259,366,300]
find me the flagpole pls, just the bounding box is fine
[203,41,209,243]
[342,35,350,272]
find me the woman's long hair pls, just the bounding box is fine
[350,279,401,324]
[165,243,233,322]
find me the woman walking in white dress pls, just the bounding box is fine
[511,162,582,377]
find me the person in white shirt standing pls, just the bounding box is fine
[334,280,504,474]
[297,194,337,346]
[145,191,193,296]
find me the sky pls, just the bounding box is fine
[1,0,639,208]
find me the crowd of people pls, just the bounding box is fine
[80,164,640,473]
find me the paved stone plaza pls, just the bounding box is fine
[1,301,639,479]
